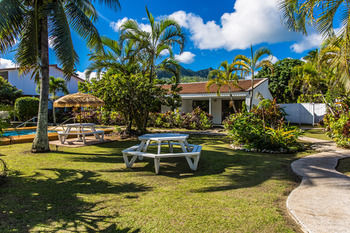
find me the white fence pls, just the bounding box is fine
[279,103,327,125]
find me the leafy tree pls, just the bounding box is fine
[0,76,22,105]
[279,0,350,90]
[206,61,240,113]
[256,58,303,103]
[120,7,185,81]
[0,0,120,152]
[234,46,273,110]
[37,76,69,125]
[80,70,166,134]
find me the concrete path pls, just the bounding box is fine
[287,137,350,233]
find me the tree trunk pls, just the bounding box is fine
[53,106,56,125]
[32,14,50,153]
[249,78,254,111]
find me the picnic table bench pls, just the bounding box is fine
[58,123,104,144]
[122,133,202,174]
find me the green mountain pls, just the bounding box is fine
[157,65,213,80]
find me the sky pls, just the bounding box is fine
[0,0,327,79]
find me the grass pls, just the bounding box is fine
[302,128,331,141]
[0,135,307,232]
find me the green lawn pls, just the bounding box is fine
[0,135,305,232]
[303,128,331,141]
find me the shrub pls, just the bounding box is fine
[148,107,213,130]
[224,99,302,152]
[324,101,350,147]
[14,97,39,121]
[0,76,22,105]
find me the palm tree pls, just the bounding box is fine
[120,7,185,81]
[0,0,120,152]
[37,76,69,125]
[206,61,240,113]
[234,46,273,110]
[86,37,142,79]
[279,0,350,90]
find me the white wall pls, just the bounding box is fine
[211,98,222,124]
[247,79,273,108]
[6,66,81,96]
[280,103,326,125]
[180,99,193,113]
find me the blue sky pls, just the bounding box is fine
[0,0,326,79]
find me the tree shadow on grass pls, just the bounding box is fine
[0,168,150,232]
[61,135,300,192]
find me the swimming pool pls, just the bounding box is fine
[2,130,56,137]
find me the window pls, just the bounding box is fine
[0,71,8,81]
[193,100,209,113]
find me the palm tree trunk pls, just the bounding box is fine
[53,106,56,125]
[249,77,254,111]
[32,14,50,153]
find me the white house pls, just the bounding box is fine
[162,78,272,125]
[0,64,84,97]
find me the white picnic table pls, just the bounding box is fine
[122,133,202,174]
[58,123,104,144]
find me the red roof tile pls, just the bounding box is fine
[162,78,266,94]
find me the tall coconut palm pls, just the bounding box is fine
[279,0,350,90]
[37,76,69,125]
[206,61,241,113]
[234,46,273,110]
[0,0,120,152]
[120,7,185,81]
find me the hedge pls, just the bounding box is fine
[14,97,39,121]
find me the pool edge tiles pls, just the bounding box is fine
[1,128,113,145]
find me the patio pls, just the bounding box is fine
[0,134,302,232]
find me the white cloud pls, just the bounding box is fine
[175,51,195,64]
[0,58,16,68]
[76,70,97,80]
[110,17,152,33]
[263,55,279,64]
[290,33,323,53]
[110,17,129,31]
[48,36,56,49]
[168,0,300,51]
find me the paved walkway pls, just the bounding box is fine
[287,137,350,233]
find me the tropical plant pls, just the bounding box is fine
[256,58,304,103]
[234,46,273,110]
[37,76,69,125]
[0,0,120,152]
[224,99,302,151]
[279,0,350,90]
[80,70,166,134]
[206,61,240,113]
[86,37,141,79]
[120,7,185,82]
[0,76,23,105]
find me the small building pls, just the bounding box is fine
[0,64,83,97]
[162,78,272,125]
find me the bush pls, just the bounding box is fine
[73,109,125,125]
[0,76,22,105]
[148,107,213,130]
[224,99,302,152]
[14,97,39,121]
[324,101,350,147]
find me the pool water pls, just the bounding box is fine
[2,130,56,137]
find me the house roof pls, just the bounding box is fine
[162,78,267,94]
[0,64,84,82]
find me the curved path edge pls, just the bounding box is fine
[287,137,350,233]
